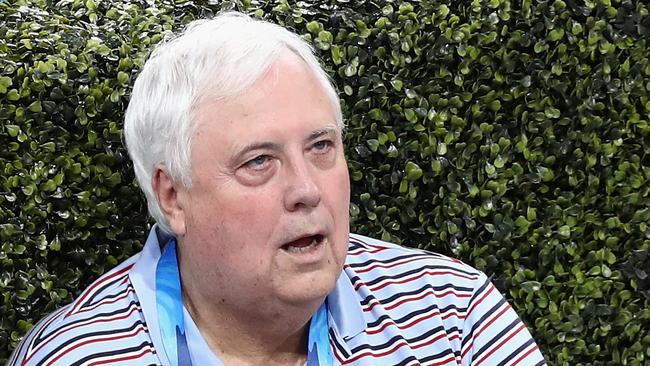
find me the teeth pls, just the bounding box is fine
[285,237,321,253]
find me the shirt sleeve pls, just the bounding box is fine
[460,273,547,366]
[5,312,50,366]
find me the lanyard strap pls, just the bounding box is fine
[155,238,334,366]
[307,301,334,366]
[155,238,193,366]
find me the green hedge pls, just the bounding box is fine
[1,0,649,364]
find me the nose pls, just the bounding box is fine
[283,155,321,211]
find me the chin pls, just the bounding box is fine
[279,270,340,307]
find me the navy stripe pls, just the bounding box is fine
[393,355,419,366]
[350,325,446,354]
[328,328,350,358]
[419,347,457,363]
[347,252,430,269]
[471,317,520,362]
[33,299,141,346]
[360,282,473,308]
[83,281,133,309]
[366,302,462,329]
[460,279,496,349]
[462,296,507,350]
[36,320,147,366]
[362,263,479,288]
[82,273,130,308]
[494,338,536,366]
[24,306,69,351]
[69,341,155,366]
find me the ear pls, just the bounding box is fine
[152,165,187,236]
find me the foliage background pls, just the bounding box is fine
[1,0,649,364]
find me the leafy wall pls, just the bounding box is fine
[1,0,649,364]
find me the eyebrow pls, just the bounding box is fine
[306,124,339,142]
[231,141,281,165]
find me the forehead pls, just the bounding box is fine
[190,52,340,152]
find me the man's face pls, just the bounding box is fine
[172,51,350,312]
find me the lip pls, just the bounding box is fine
[279,232,328,264]
[280,228,327,247]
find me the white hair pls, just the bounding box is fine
[123,11,343,234]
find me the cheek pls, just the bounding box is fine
[330,164,350,208]
[328,165,350,257]
[214,190,282,249]
[234,188,282,221]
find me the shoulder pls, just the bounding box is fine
[336,234,486,363]
[338,234,546,365]
[346,233,486,294]
[7,256,160,366]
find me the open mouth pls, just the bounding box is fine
[281,234,325,254]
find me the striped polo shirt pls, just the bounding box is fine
[8,227,546,365]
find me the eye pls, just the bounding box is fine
[312,140,333,154]
[244,155,272,171]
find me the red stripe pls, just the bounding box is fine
[510,343,540,366]
[361,298,382,312]
[461,339,474,362]
[364,287,471,313]
[348,247,384,256]
[474,323,526,366]
[343,338,410,363]
[423,352,457,366]
[414,332,446,349]
[333,348,346,364]
[350,237,388,251]
[352,278,367,291]
[413,332,461,350]
[360,270,478,292]
[66,264,134,317]
[473,302,509,339]
[330,338,347,364]
[86,347,157,366]
[460,285,506,359]
[354,256,434,274]
[77,287,136,315]
[466,284,495,316]
[461,285,498,359]
[344,331,459,364]
[26,306,69,354]
[366,312,432,335]
[119,275,130,285]
[367,305,464,336]
[24,305,142,364]
[44,325,148,366]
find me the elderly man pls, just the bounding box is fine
[8,12,546,366]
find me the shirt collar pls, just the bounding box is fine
[129,225,172,365]
[326,267,366,340]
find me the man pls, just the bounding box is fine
[8,12,546,366]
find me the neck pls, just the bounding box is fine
[181,277,318,366]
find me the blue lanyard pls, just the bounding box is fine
[155,238,334,366]
[155,238,193,366]
[307,301,334,366]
